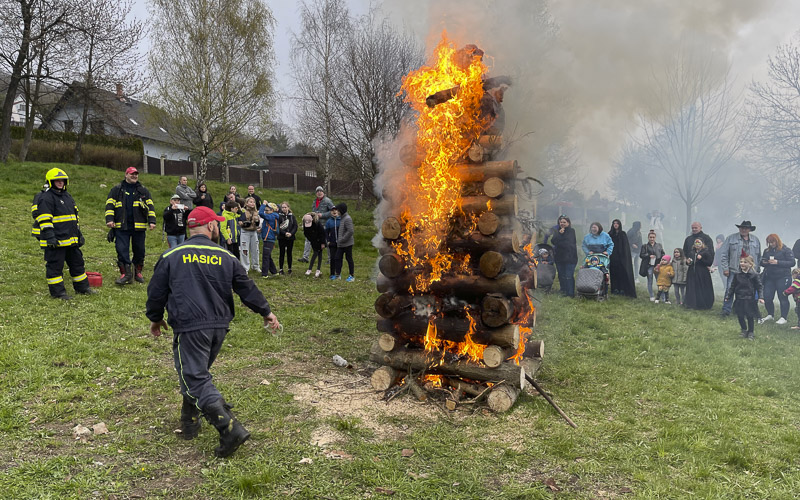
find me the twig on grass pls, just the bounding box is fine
[524,373,577,429]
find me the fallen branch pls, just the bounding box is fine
[524,373,577,428]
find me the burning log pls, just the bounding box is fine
[376,272,523,299]
[477,212,516,236]
[468,136,504,163]
[374,292,415,318]
[381,217,403,240]
[369,341,527,388]
[480,250,512,278]
[378,253,405,278]
[482,344,516,368]
[376,312,521,349]
[483,177,506,198]
[460,194,517,216]
[443,377,484,397]
[371,366,400,391]
[487,384,519,412]
[425,76,512,108]
[454,160,519,181]
[399,143,424,166]
[481,294,531,327]
[448,230,522,254]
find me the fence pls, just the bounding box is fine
[143,155,367,197]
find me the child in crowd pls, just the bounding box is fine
[302,213,326,278]
[221,201,241,259]
[238,196,261,273]
[536,247,556,293]
[725,255,763,339]
[783,268,800,330]
[325,206,341,279]
[259,202,279,277]
[671,248,689,305]
[654,254,674,304]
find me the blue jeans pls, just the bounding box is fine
[115,229,146,266]
[646,266,655,298]
[167,234,185,248]
[556,263,575,297]
[763,275,791,319]
[722,273,735,313]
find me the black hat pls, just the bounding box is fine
[735,220,756,231]
[334,202,347,215]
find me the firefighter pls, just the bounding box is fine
[34,168,96,300]
[105,166,156,284]
[146,206,280,458]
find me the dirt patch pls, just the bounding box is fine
[278,360,444,445]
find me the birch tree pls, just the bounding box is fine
[148,0,276,184]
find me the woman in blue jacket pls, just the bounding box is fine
[259,203,280,277]
[582,222,614,258]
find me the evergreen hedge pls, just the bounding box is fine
[9,125,143,153]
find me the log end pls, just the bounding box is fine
[371,365,399,391]
[477,212,500,235]
[487,384,520,412]
[381,217,403,240]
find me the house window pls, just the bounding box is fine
[63,120,73,133]
[305,170,317,178]
[90,120,105,135]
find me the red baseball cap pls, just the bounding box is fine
[125,166,139,175]
[187,206,225,227]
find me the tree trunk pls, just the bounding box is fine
[376,312,521,348]
[369,340,527,389]
[0,1,33,163]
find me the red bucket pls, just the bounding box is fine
[87,271,103,288]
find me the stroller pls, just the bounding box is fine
[576,253,610,300]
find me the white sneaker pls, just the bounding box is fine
[665,301,672,304]
[315,270,321,278]
[650,297,655,302]
[305,269,312,276]
[654,300,659,304]
[758,315,773,325]
[776,317,788,325]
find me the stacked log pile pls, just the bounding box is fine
[369,42,543,412]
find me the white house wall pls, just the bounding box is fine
[143,139,190,161]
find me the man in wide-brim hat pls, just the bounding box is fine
[719,220,762,317]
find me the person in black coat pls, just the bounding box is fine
[302,213,326,277]
[193,183,214,209]
[684,236,715,310]
[550,215,578,297]
[277,201,298,274]
[759,233,795,324]
[608,219,637,297]
[724,255,763,339]
[627,221,642,275]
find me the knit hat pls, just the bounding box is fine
[334,202,347,215]
[661,255,671,262]
[315,186,324,193]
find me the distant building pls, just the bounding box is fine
[265,147,320,177]
[41,83,191,160]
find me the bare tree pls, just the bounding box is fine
[533,141,585,206]
[748,34,800,206]
[66,0,142,164]
[0,0,68,162]
[291,0,350,194]
[148,0,276,184]
[637,51,749,232]
[331,11,423,202]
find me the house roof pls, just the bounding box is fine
[266,147,318,159]
[41,82,182,147]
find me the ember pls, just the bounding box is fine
[371,34,542,413]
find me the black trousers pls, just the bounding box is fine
[763,275,791,319]
[279,239,294,271]
[45,246,89,297]
[261,240,277,275]
[308,246,323,271]
[115,229,146,266]
[335,245,354,277]
[173,328,228,410]
[738,314,755,333]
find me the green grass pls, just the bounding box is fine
[2,161,800,498]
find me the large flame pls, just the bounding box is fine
[395,33,489,292]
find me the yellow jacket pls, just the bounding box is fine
[655,264,674,287]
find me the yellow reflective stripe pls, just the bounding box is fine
[32,228,41,235]
[148,211,155,217]
[134,222,148,229]
[40,222,54,229]
[72,273,87,282]
[31,204,38,212]
[114,202,122,207]
[106,198,116,204]
[36,213,52,222]
[52,215,78,223]
[47,276,64,284]
[105,210,115,217]
[162,244,235,259]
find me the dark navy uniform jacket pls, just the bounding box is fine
[146,234,271,333]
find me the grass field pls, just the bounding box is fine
[1,162,800,499]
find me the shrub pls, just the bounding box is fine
[10,139,141,171]
[9,126,143,152]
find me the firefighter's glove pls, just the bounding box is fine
[46,238,59,248]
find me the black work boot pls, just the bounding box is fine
[178,396,201,440]
[134,263,145,283]
[115,264,133,285]
[203,399,250,458]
